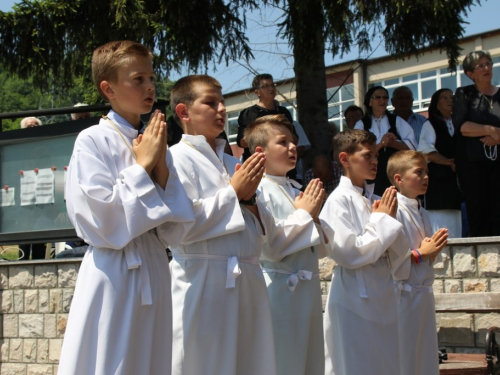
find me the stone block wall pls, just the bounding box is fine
[1,238,500,371]
[0,260,79,375]
[319,237,500,353]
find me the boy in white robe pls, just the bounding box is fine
[319,129,443,375]
[168,75,297,375]
[243,114,333,375]
[59,41,194,375]
[387,150,448,375]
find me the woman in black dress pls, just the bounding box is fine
[452,50,500,236]
[418,89,462,237]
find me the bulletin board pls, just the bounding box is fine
[0,119,93,244]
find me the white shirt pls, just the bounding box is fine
[354,115,417,150]
[418,119,455,154]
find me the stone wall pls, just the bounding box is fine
[319,236,500,353]
[1,237,500,372]
[0,259,79,375]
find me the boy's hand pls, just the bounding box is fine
[133,110,166,175]
[418,228,448,259]
[231,152,266,200]
[373,186,398,218]
[151,113,169,189]
[295,179,324,218]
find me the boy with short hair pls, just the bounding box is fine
[59,40,194,375]
[244,114,332,375]
[168,75,281,375]
[319,129,444,375]
[387,150,448,375]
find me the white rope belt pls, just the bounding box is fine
[262,268,319,291]
[395,280,433,304]
[173,253,259,288]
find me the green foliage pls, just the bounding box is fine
[0,0,255,91]
[274,0,481,71]
[0,64,174,131]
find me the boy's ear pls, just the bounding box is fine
[394,173,403,186]
[255,146,264,153]
[338,152,349,168]
[175,103,190,122]
[100,80,115,100]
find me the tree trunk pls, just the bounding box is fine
[289,0,330,169]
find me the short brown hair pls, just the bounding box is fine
[252,74,273,90]
[332,129,376,164]
[387,150,427,188]
[92,40,153,101]
[244,114,293,154]
[170,75,222,123]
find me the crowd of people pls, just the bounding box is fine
[13,39,495,375]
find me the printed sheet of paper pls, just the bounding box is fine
[35,168,55,204]
[20,170,37,206]
[1,188,15,207]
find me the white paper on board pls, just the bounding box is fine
[35,168,55,204]
[20,170,37,206]
[1,188,15,207]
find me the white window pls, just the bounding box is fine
[371,55,500,112]
[225,111,239,143]
[327,83,356,131]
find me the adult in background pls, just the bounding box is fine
[292,120,311,184]
[71,103,91,120]
[303,154,342,198]
[452,50,500,237]
[344,105,364,130]
[391,86,427,145]
[354,86,416,195]
[237,73,297,162]
[419,88,462,238]
[20,117,41,128]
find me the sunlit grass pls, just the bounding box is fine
[0,245,23,261]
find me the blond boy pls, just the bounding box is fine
[320,129,429,374]
[59,41,194,375]
[167,75,283,375]
[388,150,448,375]
[244,114,332,375]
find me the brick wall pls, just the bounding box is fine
[0,260,79,375]
[319,237,500,354]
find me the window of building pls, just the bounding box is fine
[225,111,240,143]
[327,83,356,131]
[371,57,500,112]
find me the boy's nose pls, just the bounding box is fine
[218,102,226,114]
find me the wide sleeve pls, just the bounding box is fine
[66,137,193,250]
[315,219,335,259]
[452,87,469,131]
[396,117,417,150]
[156,152,246,247]
[387,208,412,281]
[319,195,403,269]
[417,121,438,154]
[261,207,322,262]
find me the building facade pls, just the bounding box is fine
[224,28,500,156]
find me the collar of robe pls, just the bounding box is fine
[104,110,140,139]
[339,176,375,200]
